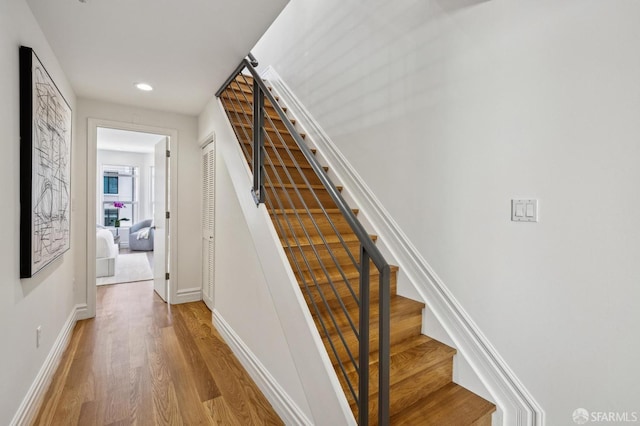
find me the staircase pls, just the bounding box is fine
[219,71,495,425]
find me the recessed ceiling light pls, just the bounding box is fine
[135,83,153,91]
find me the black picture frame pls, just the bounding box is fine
[19,46,72,278]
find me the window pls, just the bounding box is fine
[104,209,119,226]
[103,175,118,194]
[101,165,138,226]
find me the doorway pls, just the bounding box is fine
[86,119,178,318]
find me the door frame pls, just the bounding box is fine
[86,118,179,318]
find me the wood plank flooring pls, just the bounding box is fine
[33,281,282,426]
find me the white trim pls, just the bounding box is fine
[213,309,313,426]
[87,118,180,317]
[263,66,545,426]
[200,131,215,149]
[10,304,82,426]
[75,303,90,321]
[173,287,203,304]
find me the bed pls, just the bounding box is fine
[96,227,119,277]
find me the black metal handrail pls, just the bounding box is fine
[216,54,391,426]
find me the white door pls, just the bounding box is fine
[202,142,215,310]
[154,138,169,302]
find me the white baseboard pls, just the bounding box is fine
[75,303,90,321]
[262,66,545,426]
[173,287,202,304]
[10,304,82,426]
[213,309,313,426]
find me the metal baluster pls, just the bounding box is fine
[252,79,264,204]
[359,247,370,426]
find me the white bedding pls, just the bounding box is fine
[96,229,117,258]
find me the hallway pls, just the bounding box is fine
[33,282,282,425]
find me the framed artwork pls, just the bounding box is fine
[19,46,72,278]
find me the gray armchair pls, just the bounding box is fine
[129,219,154,251]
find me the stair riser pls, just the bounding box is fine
[272,213,353,239]
[262,165,323,187]
[237,138,308,167]
[221,95,286,117]
[239,143,313,166]
[362,358,453,425]
[236,134,307,165]
[229,79,278,100]
[264,116,291,132]
[230,117,301,142]
[226,82,255,96]
[224,108,286,125]
[233,116,290,133]
[313,303,424,350]
[265,186,337,210]
[298,271,397,307]
[231,124,301,148]
[473,413,494,426]
[229,78,262,90]
[285,245,359,271]
[221,88,281,111]
[322,312,422,366]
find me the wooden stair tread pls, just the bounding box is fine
[223,103,289,118]
[344,335,450,374]
[296,262,399,286]
[314,295,424,336]
[266,182,342,191]
[280,233,377,247]
[322,294,422,331]
[390,382,496,426]
[342,335,455,400]
[230,75,269,89]
[272,211,354,236]
[322,305,423,366]
[241,139,316,154]
[230,119,306,138]
[225,85,280,102]
[222,98,285,115]
[270,208,358,215]
[264,160,328,172]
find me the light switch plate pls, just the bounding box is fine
[512,199,538,222]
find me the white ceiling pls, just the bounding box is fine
[25,0,288,116]
[97,128,164,154]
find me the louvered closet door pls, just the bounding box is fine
[201,142,215,310]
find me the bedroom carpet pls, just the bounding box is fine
[97,252,153,285]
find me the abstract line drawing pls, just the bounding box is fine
[20,46,72,278]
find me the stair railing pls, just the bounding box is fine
[216,54,391,426]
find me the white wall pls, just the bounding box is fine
[253,0,640,423]
[75,99,201,304]
[214,142,313,419]
[0,0,77,423]
[96,149,155,229]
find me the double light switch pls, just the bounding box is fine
[511,199,538,222]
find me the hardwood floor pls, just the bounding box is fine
[33,281,282,426]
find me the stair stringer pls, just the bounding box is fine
[213,97,357,426]
[262,66,545,426]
